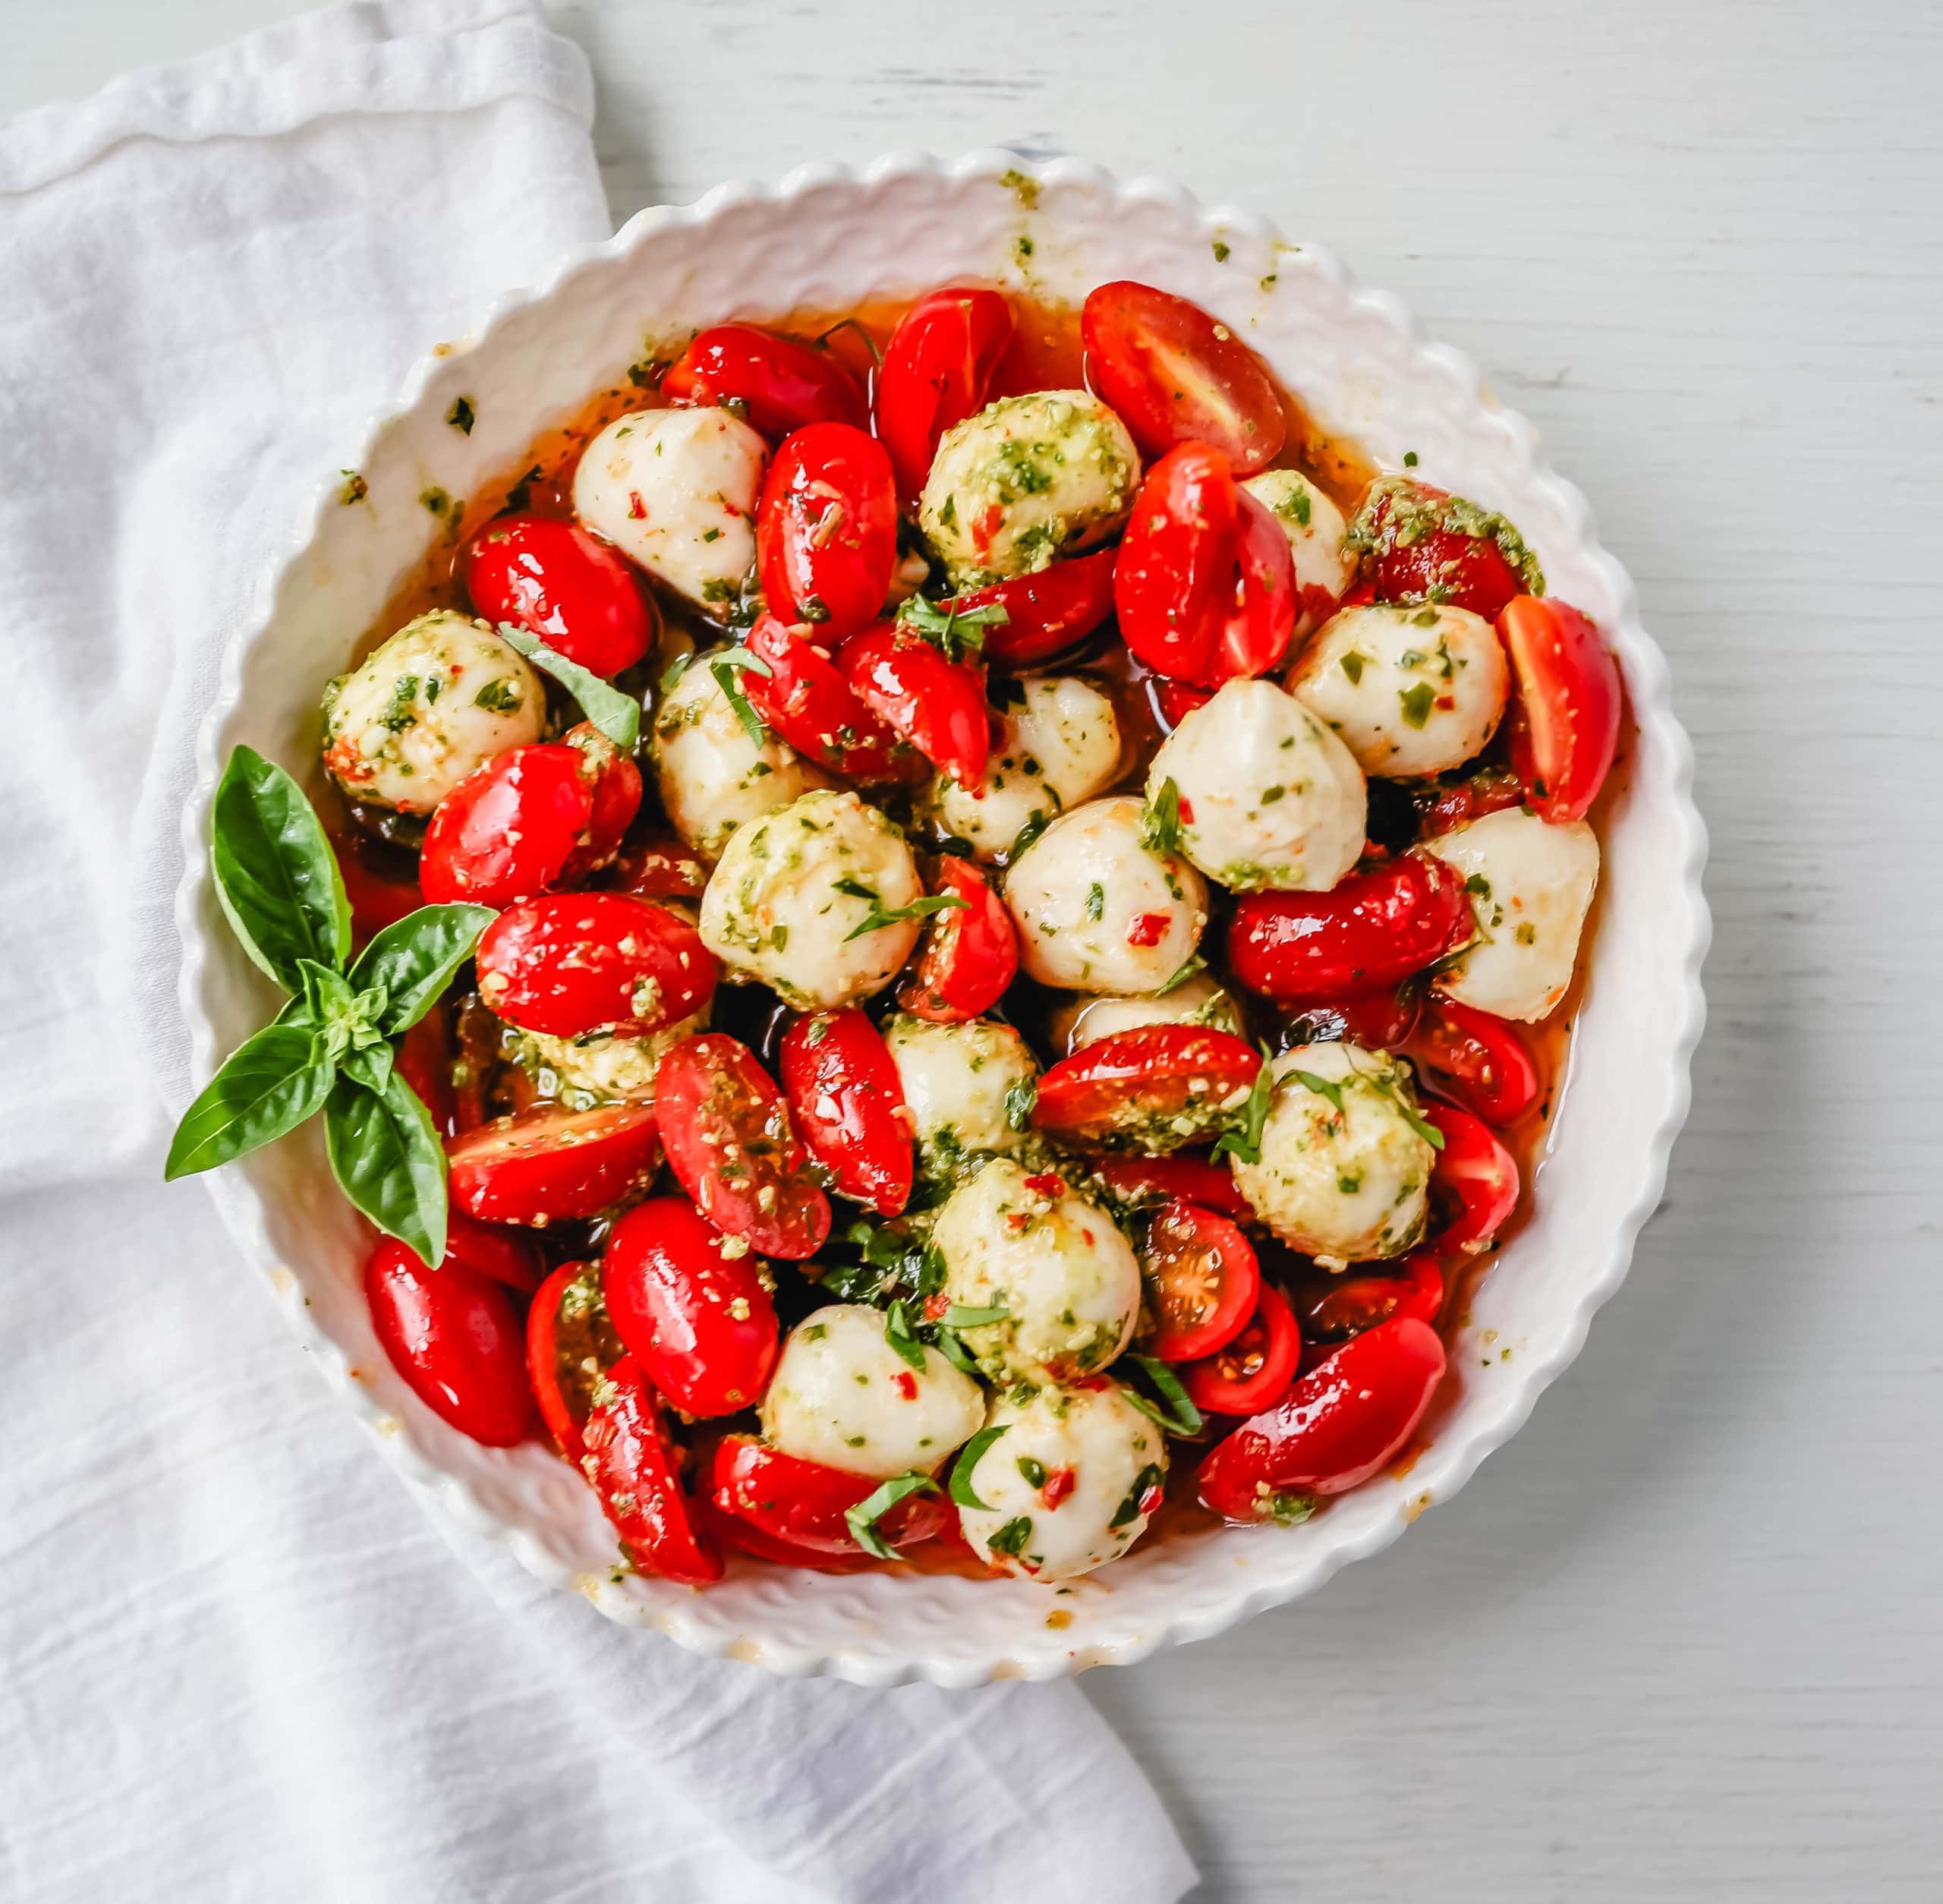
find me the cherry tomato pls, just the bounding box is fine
[660,323,868,440]
[335,837,423,941]
[1280,983,1423,1053]
[1154,679,1214,730]
[778,1011,912,1216]
[1424,1104,1519,1254]
[526,1259,622,1461]
[1301,1254,1444,1342]
[1227,852,1471,1002]
[602,1198,780,1417]
[1406,998,1539,1127]
[1177,1281,1301,1417]
[941,549,1116,668]
[1091,1153,1258,1225]
[1497,594,1623,824]
[604,831,709,902]
[756,423,899,639]
[461,512,656,678]
[395,1009,456,1136]
[1416,764,1528,839]
[581,1355,723,1585]
[442,1209,545,1294]
[420,743,593,909]
[874,286,1015,499]
[896,855,1017,1023]
[1033,1025,1264,1152]
[447,1101,661,1228]
[364,1237,534,1447]
[710,1435,948,1557]
[475,891,716,1040]
[1081,280,1286,475]
[837,621,991,786]
[698,1494,872,1572]
[1114,442,1296,686]
[1359,480,1526,620]
[742,613,921,783]
[557,722,642,881]
[1197,1316,1446,1519]
[653,1035,831,1259]
[1139,1199,1261,1363]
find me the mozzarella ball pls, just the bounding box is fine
[651,652,830,858]
[759,1305,984,1480]
[1146,678,1365,893]
[1050,971,1244,1054]
[1005,796,1208,994]
[1231,1042,1434,1266]
[922,676,1122,858]
[918,390,1138,586]
[499,1010,706,1109]
[1242,468,1353,635]
[698,789,922,1010]
[321,612,542,813]
[1423,808,1600,1021]
[932,1157,1141,1383]
[572,408,765,616]
[883,1014,1038,1181]
[956,1383,1166,1581]
[1290,602,1509,779]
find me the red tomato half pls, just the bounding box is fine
[604,831,709,902]
[1280,983,1423,1053]
[1091,1154,1258,1225]
[557,723,642,882]
[742,613,921,783]
[443,1209,545,1294]
[1082,280,1286,475]
[943,549,1117,669]
[653,1035,831,1259]
[836,622,991,786]
[420,744,594,909]
[526,1259,622,1462]
[756,423,899,640]
[1301,1254,1445,1342]
[1406,998,1539,1126]
[710,1436,947,1557]
[1139,1199,1261,1363]
[874,286,1015,499]
[581,1355,723,1585]
[335,837,423,941]
[1033,1025,1264,1152]
[1497,594,1623,824]
[1197,1316,1446,1519]
[395,1010,455,1136]
[699,1496,873,1572]
[778,1011,912,1216]
[1358,479,1526,621]
[1416,764,1528,839]
[896,855,1017,1023]
[461,512,656,678]
[1177,1281,1301,1417]
[1424,1104,1519,1254]
[447,1101,662,1228]
[1153,679,1214,730]
[661,323,868,440]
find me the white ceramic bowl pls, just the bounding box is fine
[175,152,1709,1686]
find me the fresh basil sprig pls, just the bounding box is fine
[166,746,493,1266]
[496,623,641,751]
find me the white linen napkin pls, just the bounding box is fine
[0,6,1199,1900]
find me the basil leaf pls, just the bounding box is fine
[831,875,968,944]
[1139,777,1184,856]
[948,1424,1009,1510]
[932,1326,979,1376]
[882,1299,927,1372]
[339,1039,395,1097]
[323,1068,448,1266]
[1004,1077,1038,1133]
[1210,1051,1275,1166]
[1290,1069,1346,1118]
[1111,1461,1167,1529]
[347,903,495,1035]
[164,1021,334,1180]
[210,746,350,992]
[987,1515,1033,1559]
[1155,953,1207,996]
[843,1471,937,1561]
[1124,1355,1204,1437]
[708,648,773,749]
[940,1302,1009,1329]
[496,624,641,751]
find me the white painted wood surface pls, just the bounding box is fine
[6,3,1940,1897]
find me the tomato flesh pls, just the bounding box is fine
[896,855,1017,1022]
[1497,594,1623,823]
[1416,764,1528,839]
[1280,983,1423,1053]
[442,1209,545,1294]
[1356,479,1528,621]
[1406,997,1539,1126]
[756,422,899,640]
[604,831,710,902]
[1139,1199,1261,1363]
[710,1435,946,1557]
[1301,1254,1445,1341]
[1423,1103,1520,1253]
[461,512,656,678]
[1032,1025,1264,1152]
[778,1011,913,1216]
[335,837,422,941]
[446,1100,662,1228]
[837,622,992,787]
[420,743,594,909]
[660,323,868,440]
[557,722,642,881]
[943,549,1116,669]
[1177,1281,1301,1417]
[526,1259,622,1462]
[581,1356,723,1585]
[874,286,1015,499]
[743,613,921,783]
[1091,1154,1257,1224]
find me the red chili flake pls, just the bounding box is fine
[1022,1172,1066,1199]
[1138,1483,1165,1516]
[922,1292,949,1322]
[628,490,647,520]
[1126,913,1169,947]
[1177,796,1196,823]
[1041,1466,1076,1509]
[893,1370,918,1401]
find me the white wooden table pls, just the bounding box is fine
[8,4,1939,1896]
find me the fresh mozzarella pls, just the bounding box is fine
[572,407,765,615]
[1049,970,1244,1053]
[499,1011,707,1109]
[1145,678,1366,892]
[883,1014,1038,1182]
[321,611,543,814]
[918,389,1139,586]
[1290,601,1509,779]
[1004,795,1208,994]
[1423,807,1599,1020]
[698,788,923,1010]
[1242,468,1354,635]
[759,1305,984,1480]
[955,1382,1167,1581]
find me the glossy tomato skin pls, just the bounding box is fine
[1178,1281,1302,1417]
[581,1355,723,1585]
[604,831,710,902]
[395,1010,456,1136]
[896,855,1017,1022]
[1033,1025,1264,1151]
[756,423,899,640]
[1154,679,1214,731]
[1424,1104,1519,1253]
[1140,1199,1261,1363]
[1227,852,1472,1002]
[446,1101,662,1228]
[710,1435,947,1557]
[699,1495,872,1572]
[1372,526,1523,621]
[661,323,868,440]
[1198,1316,1447,1519]
[874,286,1015,499]
[526,1259,621,1462]
[335,837,423,941]
[475,891,716,1040]
[557,722,642,882]
[364,1237,534,1448]
[444,1209,546,1294]
[837,622,991,787]
[1280,983,1423,1053]
[778,1010,912,1216]
[1082,281,1286,475]
[1301,1253,1444,1342]
[1497,595,1623,823]
[602,1198,779,1417]
[1406,997,1539,1126]
[420,743,593,909]
[742,613,921,783]
[1416,764,1528,839]
[1091,1153,1258,1225]
[944,549,1117,669]
[461,512,656,678]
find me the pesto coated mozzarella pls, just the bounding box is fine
[1290,602,1509,778]
[918,390,1139,586]
[956,1382,1166,1581]
[1145,678,1365,892]
[1004,796,1208,993]
[759,1305,984,1479]
[572,407,765,615]
[931,1157,1142,1383]
[1242,468,1354,635]
[321,611,543,813]
[1230,1042,1434,1266]
[698,789,923,1010]
[1049,971,1243,1053]
[883,1014,1038,1182]
[1423,807,1599,1020]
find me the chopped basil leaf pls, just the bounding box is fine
[1398,682,1436,729]
[1210,1050,1274,1166]
[948,1425,1009,1510]
[707,647,774,749]
[844,1471,938,1560]
[1111,1461,1167,1529]
[446,396,475,434]
[832,875,968,943]
[940,1302,1009,1329]
[987,1515,1033,1559]
[897,592,1009,664]
[496,624,640,750]
[1085,881,1105,921]
[882,1298,927,1372]
[1140,777,1184,856]
[1156,953,1207,995]
[1004,1076,1038,1132]
[1290,1068,1346,1118]
[1340,651,1366,686]
[1124,1356,1204,1437]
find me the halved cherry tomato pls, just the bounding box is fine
[942,548,1116,669]
[602,1198,779,1417]
[475,891,716,1040]
[1033,1025,1264,1152]
[1280,982,1423,1053]
[395,1008,456,1135]
[526,1259,622,1461]
[1091,1153,1258,1224]
[1228,852,1471,1002]
[1197,1316,1446,1518]
[461,512,656,678]
[1177,1281,1301,1417]
[1406,998,1539,1126]
[698,1494,872,1572]
[660,323,868,440]
[1154,679,1214,730]
[1357,480,1526,621]
[557,722,642,881]
[1082,281,1286,475]
[447,1100,661,1227]
[1139,1199,1261,1363]
[896,855,1017,1022]
[604,831,709,902]
[653,1034,831,1259]
[874,286,1015,499]
[756,423,899,640]
[335,837,423,941]
[1497,594,1623,823]
[1114,442,1296,686]
[1302,1254,1444,1342]
[1424,1104,1519,1254]
[742,613,921,783]
[442,1209,545,1294]
[778,1010,912,1216]
[710,1435,947,1557]
[420,743,593,909]
[837,621,991,786]
[364,1237,534,1447]
[1416,764,1527,839]
[581,1355,723,1585]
